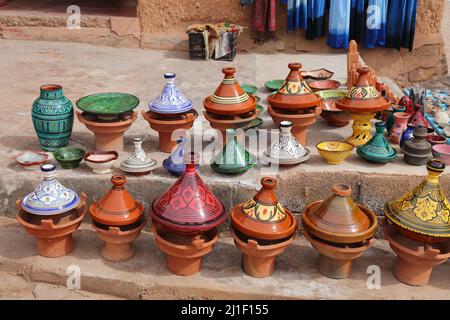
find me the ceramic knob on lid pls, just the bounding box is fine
[151,152,227,235]
[231,177,297,241]
[89,175,144,227]
[301,184,378,244]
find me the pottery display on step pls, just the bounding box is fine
[230,177,297,277]
[15,151,49,171]
[32,84,74,151]
[336,67,391,146]
[399,124,415,148]
[76,92,139,151]
[120,137,157,175]
[357,122,397,163]
[316,141,354,165]
[89,175,145,261]
[316,90,351,127]
[388,112,411,145]
[16,164,86,257]
[402,126,432,166]
[84,151,119,174]
[53,146,85,169]
[386,105,406,134]
[302,184,378,278]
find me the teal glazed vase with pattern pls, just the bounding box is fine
[32,85,74,151]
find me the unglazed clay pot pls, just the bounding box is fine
[402,126,432,166]
[316,90,351,127]
[76,111,137,151]
[388,112,411,145]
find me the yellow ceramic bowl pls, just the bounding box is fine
[316,141,354,165]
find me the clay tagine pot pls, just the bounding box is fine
[120,137,157,175]
[357,121,397,163]
[230,177,297,277]
[384,160,450,243]
[162,137,199,176]
[301,184,378,278]
[336,67,391,146]
[402,126,432,166]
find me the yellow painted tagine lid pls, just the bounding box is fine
[384,160,450,242]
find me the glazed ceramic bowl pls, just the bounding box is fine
[264,79,284,92]
[53,147,85,169]
[426,134,446,146]
[84,151,119,174]
[241,83,257,95]
[317,90,351,127]
[316,141,354,165]
[431,145,450,165]
[15,151,48,171]
[309,80,341,92]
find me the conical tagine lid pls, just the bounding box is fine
[385,160,450,240]
[336,67,390,113]
[301,184,378,244]
[151,152,226,235]
[357,122,397,162]
[89,175,144,226]
[267,63,322,110]
[203,67,256,116]
[231,177,297,241]
[148,73,193,114]
[21,164,80,215]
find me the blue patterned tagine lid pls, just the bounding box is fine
[162,137,198,176]
[148,73,193,114]
[21,164,80,215]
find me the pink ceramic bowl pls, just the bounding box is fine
[431,144,450,165]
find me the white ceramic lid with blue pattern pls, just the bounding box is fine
[148,73,193,114]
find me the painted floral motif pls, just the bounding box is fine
[241,198,287,223]
[148,73,193,114]
[347,86,380,100]
[278,81,312,95]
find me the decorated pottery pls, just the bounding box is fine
[400,124,415,148]
[336,67,390,146]
[150,152,227,236]
[84,151,119,174]
[76,92,139,121]
[432,144,450,165]
[402,126,432,166]
[357,122,397,163]
[203,67,256,116]
[120,138,157,175]
[162,137,198,176]
[317,90,351,127]
[409,105,430,128]
[386,105,406,133]
[264,121,310,166]
[53,146,85,169]
[388,112,411,145]
[211,129,257,174]
[241,83,257,95]
[21,164,80,215]
[15,151,48,171]
[316,141,354,165]
[301,68,334,80]
[264,79,284,92]
[384,160,450,243]
[308,80,341,92]
[426,134,446,146]
[148,73,193,115]
[32,84,74,151]
[398,95,415,115]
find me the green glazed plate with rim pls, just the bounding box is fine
[76,92,140,115]
[241,83,258,95]
[264,79,284,92]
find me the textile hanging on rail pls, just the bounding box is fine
[328,0,352,49]
[364,0,388,48]
[252,0,277,42]
[305,0,326,40]
[349,0,366,44]
[386,0,417,51]
[287,0,308,31]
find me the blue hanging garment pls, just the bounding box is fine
[328,0,352,48]
[287,0,307,31]
[401,0,418,51]
[364,0,388,48]
[349,0,367,43]
[306,0,326,39]
[386,0,417,51]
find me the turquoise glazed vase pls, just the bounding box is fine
[32,85,74,151]
[357,122,397,163]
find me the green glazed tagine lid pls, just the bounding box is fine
[76,92,139,115]
[357,122,397,163]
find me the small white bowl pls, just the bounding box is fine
[16,151,48,171]
[84,151,118,174]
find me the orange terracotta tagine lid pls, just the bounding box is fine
[89,175,144,227]
[335,67,390,113]
[231,177,297,241]
[267,63,322,110]
[203,67,256,116]
[301,184,378,244]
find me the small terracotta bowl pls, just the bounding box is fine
[316,141,354,165]
[53,147,85,169]
[309,80,341,92]
[15,151,48,171]
[431,145,450,165]
[426,134,446,146]
[84,151,119,174]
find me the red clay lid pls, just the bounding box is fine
[231,177,297,241]
[89,175,143,227]
[267,63,322,110]
[203,67,256,116]
[150,152,227,235]
[335,67,390,113]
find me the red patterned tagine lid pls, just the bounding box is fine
[89,175,144,227]
[267,63,322,110]
[203,67,256,116]
[231,177,297,241]
[301,184,378,244]
[150,152,227,235]
[336,67,390,114]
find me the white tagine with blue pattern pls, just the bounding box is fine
[148,73,193,114]
[21,164,80,215]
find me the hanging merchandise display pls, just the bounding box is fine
[386,0,418,51]
[306,0,327,40]
[287,0,308,31]
[251,0,277,42]
[364,0,388,48]
[328,0,352,49]
[349,0,366,45]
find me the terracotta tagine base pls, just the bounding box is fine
[231,227,294,278]
[142,109,198,153]
[268,106,322,145]
[152,220,218,276]
[16,193,87,258]
[303,230,375,279]
[76,111,136,151]
[383,220,450,286]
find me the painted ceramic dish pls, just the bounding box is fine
[16,151,48,171]
[21,164,80,215]
[53,147,85,169]
[84,151,119,174]
[264,79,284,92]
[301,68,334,80]
[76,93,139,119]
[120,138,157,175]
[317,90,351,127]
[432,144,450,165]
[309,80,341,92]
[241,83,257,95]
[316,141,354,164]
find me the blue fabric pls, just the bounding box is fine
[349,0,366,43]
[386,0,417,50]
[364,0,388,48]
[287,0,307,31]
[328,0,352,48]
[306,0,326,39]
[401,0,417,50]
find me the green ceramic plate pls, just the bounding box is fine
[76,92,140,115]
[242,83,257,95]
[264,79,284,92]
[256,104,266,114]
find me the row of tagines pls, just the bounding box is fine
[17,156,449,286]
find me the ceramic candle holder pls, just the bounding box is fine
[120,137,157,175]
